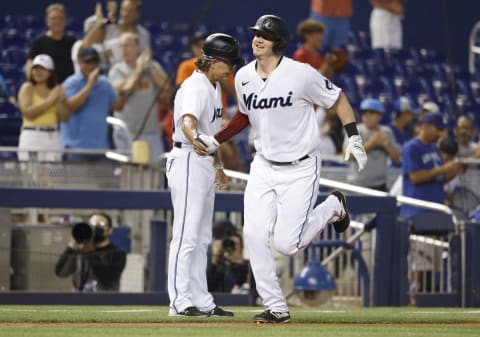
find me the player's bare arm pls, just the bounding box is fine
[214,152,229,190]
[180,114,210,155]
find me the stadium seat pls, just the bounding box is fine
[0,101,19,117]
[470,80,480,103]
[17,14,43,30]
[356,30,371,50]
[24,28,42,41]
[1,46,27,67]
[0,28,26,49]
[1,15,18,29]
[0,115,21,146]
[66,17,82,33]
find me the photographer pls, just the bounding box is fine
[207,224,250,294]
[55,213,127,292]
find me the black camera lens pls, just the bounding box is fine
[71,222,93,243]
[222,238,236,252]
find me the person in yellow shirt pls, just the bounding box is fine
[17,54,69,162]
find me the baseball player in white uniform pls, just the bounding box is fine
[197,15,367,323]
[166,33,244,317]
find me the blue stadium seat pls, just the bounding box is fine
[0,100,19,117]
[142,21,162,37]
[24,28,43,41]
[0,63,25,82]
[66,17,82,33]
[356,30,371,50]
[1,15,18,29]
[1,46,27,67]
[18,14,43,30]
[1,28,26,49]
[0,115,21,146]
[470,80,480,104]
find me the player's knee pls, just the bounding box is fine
[273,235,298,256]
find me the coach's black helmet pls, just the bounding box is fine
[249,14,290,54]
[203,33,245,67]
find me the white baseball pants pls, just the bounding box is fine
[166,147,216,314]
[243,154,342,312]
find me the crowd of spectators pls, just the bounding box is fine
[2,0,480,213]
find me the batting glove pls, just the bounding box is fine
[195,133,220,154]
[344,135,367,172]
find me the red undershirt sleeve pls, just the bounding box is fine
[214,111,250,143]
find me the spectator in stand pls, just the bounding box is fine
[108,32,171,163]
[454,115,476,157]
[438,136,460,206]
[26,3,76,83]
[103,0,151,66]
[293,19,337,79]
[389,96,417,146]
[61,47,127,156]
[401,112,460,218]
[175,31,209,85]
[346,98,400,191]
[293,19,348,160]
[369,0,404,50]
[413,100,440,136]
[17,54,68,162]
[309,0,352,51]
[71,2,115,75]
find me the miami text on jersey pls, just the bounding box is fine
[243,91,293,110]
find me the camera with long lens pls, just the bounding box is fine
[71,222,106,244]
[222,237,237,252]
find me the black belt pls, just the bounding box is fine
[174,142,214,157]
[23,126,57,132]
[267,154,309,166]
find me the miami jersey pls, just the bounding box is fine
[235,57,341,162]
[172,71,223,144]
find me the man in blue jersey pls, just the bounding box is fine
[401,112,460,218]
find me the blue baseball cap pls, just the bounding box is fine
[360,98,384,114]
[421,111,446,129]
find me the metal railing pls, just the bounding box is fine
[469,20,480,74]
[224,165,474,307]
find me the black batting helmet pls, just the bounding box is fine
[249,14,290,54]
[202,33,245,67]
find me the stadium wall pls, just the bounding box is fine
[0,0,478,67]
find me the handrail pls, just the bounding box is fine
[0,146,130,155]
[224,169,453,215]
[469,20,480,74]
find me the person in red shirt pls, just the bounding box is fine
[293,19,336,78]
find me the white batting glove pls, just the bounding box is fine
[195,133,219,154]
[344,135,367,172]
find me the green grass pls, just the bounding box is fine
[0,306,479,337]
